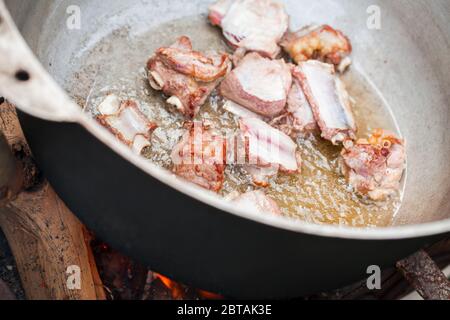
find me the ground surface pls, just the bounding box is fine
[0,230,24,300]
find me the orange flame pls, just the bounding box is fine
[154,273,224,300]
[154,273,184,299]
[197,289,224,300]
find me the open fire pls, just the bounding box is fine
[90,237,450,301]
[91,239,223,300]
[0,98,448,300]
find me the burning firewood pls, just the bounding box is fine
[90,240,224,300]
[90,240,149,300]
[0,100,106,300]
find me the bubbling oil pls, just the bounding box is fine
[68,16,402,228]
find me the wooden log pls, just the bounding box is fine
[397,250,450,300]
[0,131,22,207]
[0,100,106,300]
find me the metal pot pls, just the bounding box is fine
[0,0,449,298]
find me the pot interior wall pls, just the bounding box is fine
[5,0,450,226]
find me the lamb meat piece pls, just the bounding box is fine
[230,47,247,67]
[231,190,281,215]
[297,60,356,145]
[208,0,289,59]
[220,52,292,117]
[281,25,352,70]
[171,122,226,192]
[155,46,230,82]
[270,67,318,137]
[244,164,280,188]
[147,36,231,118]
[340,129,406,201]
[208,0,234,26]
[222,100,263,120]
[97,95,157,154]
[288,68,318,132]
[239,117,301,186]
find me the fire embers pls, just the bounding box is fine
[96,95,157,154]
[147,36,231,118]
[340,129,406,201]
[91,240,223,300]
[171,120,301,192]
